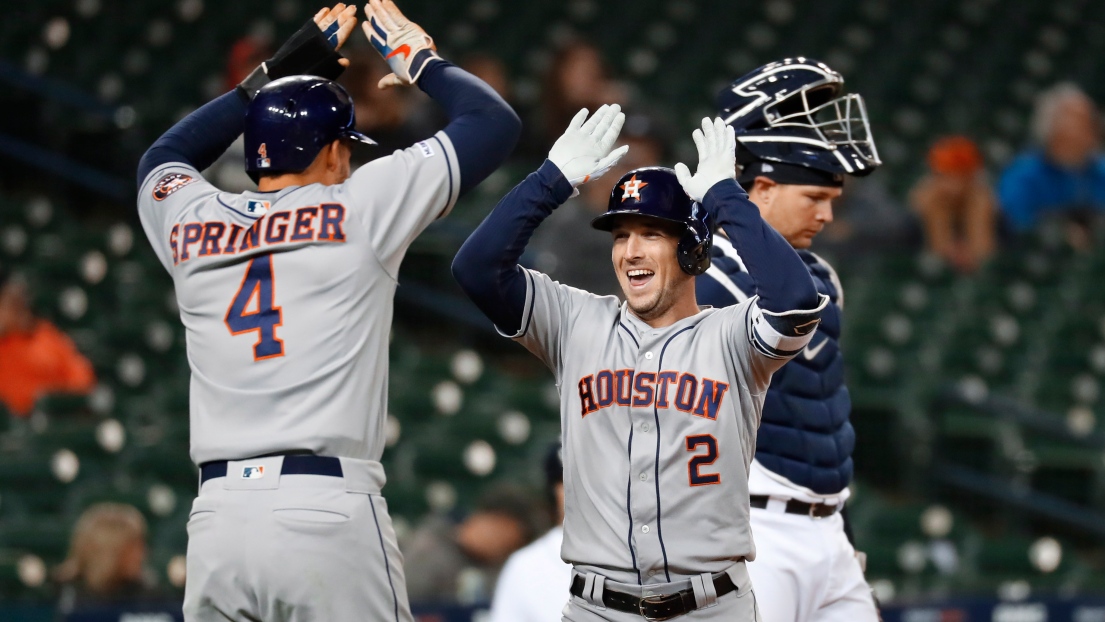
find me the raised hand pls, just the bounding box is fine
[313,3,359,66]
[674,117,737,203]
[362,0,440,89]
[548,104,630,194]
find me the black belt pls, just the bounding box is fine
[200,455,343,484]
[569,572,736,621]
[749,494,840,518]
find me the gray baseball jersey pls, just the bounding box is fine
[137,132,459,466]
[505,269,826,585]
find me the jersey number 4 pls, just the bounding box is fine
[225,254,284,361]
[686,435,720,486]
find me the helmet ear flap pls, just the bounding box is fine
[678,240,711,276]
[677,208,713,276]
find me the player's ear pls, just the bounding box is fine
[751,176,778,206]
[325,139,343,172]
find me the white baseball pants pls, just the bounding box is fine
[746,505,877,622]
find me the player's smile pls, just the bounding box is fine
[626,268,655,288]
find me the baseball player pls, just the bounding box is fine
[488,443,573,622]
[697,58,882,622]
[134,2,521,620]
[453,107,827,621]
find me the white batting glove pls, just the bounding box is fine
[674,117,737,203]
[362,0,440,89]
[548,105,630,196]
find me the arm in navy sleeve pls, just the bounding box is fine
[136,91,247,189]
[417,60,522,197]
[452,160,573,334]
[704,179,820,315]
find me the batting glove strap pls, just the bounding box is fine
[364,16,440,85]
[236,18,346,103]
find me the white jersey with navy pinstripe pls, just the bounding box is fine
[504,268,827,584]
[137,132,460,465]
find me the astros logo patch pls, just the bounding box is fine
[620,174,648,202]
[152,173,197,201]
[241,465,265,479]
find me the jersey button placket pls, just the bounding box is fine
[630,336,663,580]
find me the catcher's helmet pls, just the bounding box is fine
[244,76,375,182]
[717,57,880,176]
[591,167,712,276]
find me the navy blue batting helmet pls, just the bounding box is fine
[717,57,880,177]
[244,76,375,182]
[591,167,712,276]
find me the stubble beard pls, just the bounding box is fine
[626,282,676,322]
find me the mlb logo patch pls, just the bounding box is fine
[245,200,270,215]
[241,465,265,479]
[416,141,434,158]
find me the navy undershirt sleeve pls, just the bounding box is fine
[136,91,246,188]
[452,160,573,334]
[418,60,521,196]
[703,179,820,314]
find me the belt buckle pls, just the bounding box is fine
[809,503,825,519]
[639,593,683,621]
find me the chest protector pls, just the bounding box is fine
[755,251,853,493]
[698,246,854,494]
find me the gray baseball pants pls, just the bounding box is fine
[183,456,412,622]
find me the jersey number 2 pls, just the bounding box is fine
[686,435,720,486]
[225,254,284,361]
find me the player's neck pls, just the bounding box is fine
[631,292,701,329]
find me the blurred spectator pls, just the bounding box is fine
[462,52,512,102]
[223,34,271,92]
[0,267,95,417]
[998,83,1105,237]
[488,443,572,622]
[527,114,667,296]
[812,175,916,257]
[55,503,164,614]
[539,42,629,147]
[910,136,996,273]
[404,485,541,604]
